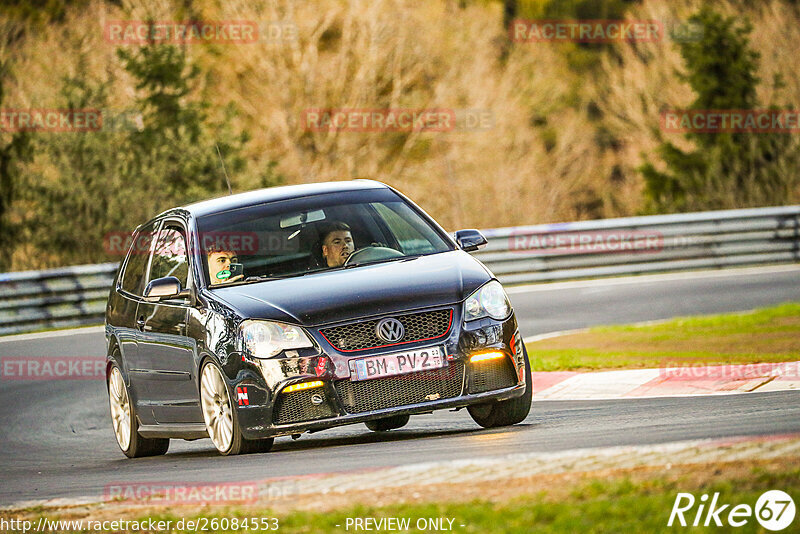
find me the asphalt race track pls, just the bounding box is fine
[1,266,799,507]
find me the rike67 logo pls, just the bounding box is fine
[669,490,796,531]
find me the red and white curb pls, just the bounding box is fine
[531,361,800,400]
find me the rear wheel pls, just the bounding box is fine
[365,414,410,432]
[108,364,169,458]
[468,349,532,428]
[200,361,273,455]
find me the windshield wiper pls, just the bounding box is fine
[245,270,325,281]
[342,254,423,269]
[210,275,282,287]
[244,275,283,283]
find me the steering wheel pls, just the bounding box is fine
[344,246,404,266]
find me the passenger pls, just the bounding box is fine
[207,248,244,285]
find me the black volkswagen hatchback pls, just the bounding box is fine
[105,180,532,457]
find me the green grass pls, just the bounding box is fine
[526,302,800,372]
[121,463,800,533]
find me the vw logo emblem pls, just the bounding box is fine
[376,318,404,343]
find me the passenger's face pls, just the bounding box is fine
[208,251,238,284]
[322,231,354,267]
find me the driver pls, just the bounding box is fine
[319,221,355,268]
[206,247,244,285]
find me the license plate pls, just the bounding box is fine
[349,347,445,381]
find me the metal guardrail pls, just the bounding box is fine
[476,205,800,284]
[0,206,798,335]
[0,263,118,336]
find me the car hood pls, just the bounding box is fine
[206,250,491,326]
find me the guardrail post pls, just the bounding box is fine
[795,211,800,262]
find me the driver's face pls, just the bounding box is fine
[322,231,354,267]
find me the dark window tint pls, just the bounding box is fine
[149,226,189,288]
[120,221,159,295]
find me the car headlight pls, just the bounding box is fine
[239,320,313,358]
[464,280,511,321]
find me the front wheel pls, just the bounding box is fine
[108,364,169,458]
[200,361,273,455]
[468,349,532,428]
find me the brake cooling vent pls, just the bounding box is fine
[273,388,337,425]
[468,357,518,394]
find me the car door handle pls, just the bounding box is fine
[136,317,146,331]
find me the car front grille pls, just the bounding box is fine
[468,357,519,394]
[272,387,337,425]
[334,361,465,414]
[319,308,452,352]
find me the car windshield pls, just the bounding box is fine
[196,188,453,286]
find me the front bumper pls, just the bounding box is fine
[226,310,527,440]
[239,383,526,439]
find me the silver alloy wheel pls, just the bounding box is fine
[108,367,131,452]
[200,363,234,453]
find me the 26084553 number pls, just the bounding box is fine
[190,517,279,531]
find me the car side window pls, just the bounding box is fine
[148,225,189,289]
[120,221,159,296]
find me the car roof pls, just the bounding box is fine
[178,179,389,218]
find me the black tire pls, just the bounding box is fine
[467,348,532,429]
[107,362,170,458]
[222,413,274,455]
[200,361,274,456]
[365,414,410,432]
[239,436,275,454]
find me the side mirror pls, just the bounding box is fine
[454,229,488,252]
[144,276,189,302]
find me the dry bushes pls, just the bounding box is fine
[2,0,799,268]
